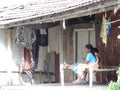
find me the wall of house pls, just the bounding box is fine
[0,29,22,86]
[95,10,120,83]
[0,28,56,86]
[63,26,75,82]
[48,25,75,83]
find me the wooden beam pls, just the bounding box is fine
[28,21,59,29]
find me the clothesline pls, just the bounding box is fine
[106,19,120,24]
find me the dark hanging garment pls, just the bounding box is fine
[30,29,48,69]
[39,29,48,46]
[30,29,48,70]
[31,29,40,70]
[31,42,39,69]
[15,26,36,50]
[19,28,39,79]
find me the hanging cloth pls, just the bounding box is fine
[105,18,111,36]
[100,16,107,45]
[15,26,36,50]
[31,29,40,69]
[22,47,31,70]
[39,29,48,46]
[21,47,34,79]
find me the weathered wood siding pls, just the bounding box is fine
[63,26,75,82]
[95,10,120,82]
[0,28,56,86]
[95,10,120,66]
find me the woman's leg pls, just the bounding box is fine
[64,62,88,84]
[72,68,88,84]
[63,62,74,69]
[80,71,87,82]
[72,72,87,84]
[72,74,81,84]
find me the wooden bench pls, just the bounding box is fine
[60,64,119,88]
[88,66,119,88]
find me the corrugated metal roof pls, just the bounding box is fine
[0,0,101,27]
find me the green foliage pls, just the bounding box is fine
[116,67,120,76]
[108,81,120,90]
[108,67,120,90]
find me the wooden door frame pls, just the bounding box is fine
[73,28,95,63]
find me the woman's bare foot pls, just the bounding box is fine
[63,62,68,69]
[72,78,88,84]
[72,79,82,84]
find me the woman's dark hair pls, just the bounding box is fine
[85,44,95,56]
[85,44,93,50]
[93,48,99,53]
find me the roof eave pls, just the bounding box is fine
[0,0,119,28]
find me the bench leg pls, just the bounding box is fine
[89,69,93,88]
[60,64,64,86]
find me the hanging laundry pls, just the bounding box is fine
[21,47,33,79]
[30,29,48,70]
[15,26,36,50]
[39,29,48,46]
[100,16,107,45]
[31,29,40,70]
[24,48,31,70]
[105,18,111,36]
[17,28,48,78]
[18,28,40,79]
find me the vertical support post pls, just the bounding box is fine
[89,67,93,88]
[60,64,64,86]
[7,29,13,85]
[75,31,78,63]
[59,21,64,86]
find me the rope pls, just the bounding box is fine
[106,19,120,24]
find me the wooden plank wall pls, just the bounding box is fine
[95,10,120,82]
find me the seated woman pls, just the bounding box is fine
[64,44,98,84]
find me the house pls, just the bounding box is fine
[0,0,119,85]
